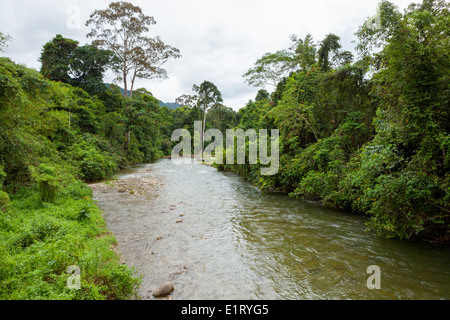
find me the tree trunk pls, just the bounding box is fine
[123,61,128,97]
[129,71,137,99]
[124,130,131,151]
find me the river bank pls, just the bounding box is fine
[0,180,141,299]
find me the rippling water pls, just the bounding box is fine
[91,158,450,300]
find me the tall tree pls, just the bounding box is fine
[243,34,317,88]
[39,34,79,84]
[192,81,223,154]
[318,33,342,72]
[69,44,119,94]
[242,50,294,88]
[207,104,238,133]
[255,89,270,102]
[86,1,181,98]
[39,34,116,95]
[289,33,317,73]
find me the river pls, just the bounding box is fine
[90,158,450,300]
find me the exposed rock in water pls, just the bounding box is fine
[152,282,174,297]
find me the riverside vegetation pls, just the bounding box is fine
[0,0,449,299]
[219,0,449,243]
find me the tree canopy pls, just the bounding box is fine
[192,81,224,153]
[230,0,450,243]
[86,1,181,98]
[39,34,117,95]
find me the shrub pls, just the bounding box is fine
[292,171,339,201]
[79,149,116,182]
[29,163,71,203]
[0,188,141,300]
[0,190,10,212]
[0,73,18,105]
[67,137,118,182]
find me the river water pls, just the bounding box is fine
[90,158,450,300]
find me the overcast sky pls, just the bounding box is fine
[0,0,413,110]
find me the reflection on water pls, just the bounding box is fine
[91,159,450,300]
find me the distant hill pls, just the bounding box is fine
[104,84,181,110]
[158,101,181,110]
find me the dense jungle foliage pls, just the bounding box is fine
[0,27,180,298]
[220,1,450,243]
[0,0,448,301]
[219,0,450,243]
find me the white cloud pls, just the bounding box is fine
[0,0,413,110]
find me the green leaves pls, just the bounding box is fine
[233,0,450,243]
[243,34,319,88]
[39,35,116,95]
[0,188,140,299]
[39,34,79,83]
[29,163,72,203]
[243,50,295,88]
[0,74,19,105]
[346,0,450,241]
[318,33,342,72]
[0,191,10,212]
[192,81,223,110]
